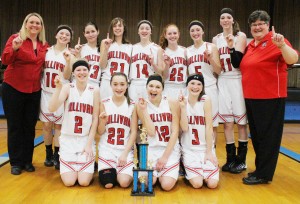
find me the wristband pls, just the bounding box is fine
[229,48,235,54]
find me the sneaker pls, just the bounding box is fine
[23,163,35,172]
[44,149,54,167]
[221,161,235,172]
[230,162,247,174]
[53,153,60,170]
[44,156,54,167]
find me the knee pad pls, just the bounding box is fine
[98,168,117,187]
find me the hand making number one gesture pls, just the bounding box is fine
[271,26,285,48]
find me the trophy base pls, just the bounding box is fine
[131,190,155,196]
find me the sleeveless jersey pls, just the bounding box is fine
[164,46,187,85]
[181,95,208,151]
[99,97,135,150]
[80,44,101,86]
[42,46,68,93]
[146,96,176,147]
[187,43,216,87]
[61,83,95,137]
[130,42,159,82]
[215,33,241,78]
[101,42,132,80]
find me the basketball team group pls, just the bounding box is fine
[1,7,298,189]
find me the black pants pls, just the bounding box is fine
[2,82,41,167]
[245,98,285,181]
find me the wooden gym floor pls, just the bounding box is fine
[0,119,299,204]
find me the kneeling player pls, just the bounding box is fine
[49,60,100,186]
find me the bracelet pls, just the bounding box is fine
[229,48,235,54]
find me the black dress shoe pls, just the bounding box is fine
[242,176,269,185]
[23,164,35,172]
[248,171,256,177]
[11,166,22,175]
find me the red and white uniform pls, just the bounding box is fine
[59,83,96,174]
[129,42,159,102]
[146,96,180,179]
[187,42,219,127]
[39,46,68,124]
[215,33,247,124]
[181,95,219,180]
[100,42,132,99]
[98,97,135,176]
[163,46,187,99]
[80,44,101,87]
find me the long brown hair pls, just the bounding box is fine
[108,17,130,44]
[110,72,131,104]
[84,22,100,52]
[233,21,241,36]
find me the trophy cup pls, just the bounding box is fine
[131,127,155,196]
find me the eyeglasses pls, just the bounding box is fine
[251,22,267,28]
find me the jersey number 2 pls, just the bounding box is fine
[155,126,170,142]
[74,116,83,134]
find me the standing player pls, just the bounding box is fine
[179,74,219,189]
[40,25,74,170]
[212,8,248,174]
[74,22,101,87]
[137,74,180,191]
[48,60,100,186]
[129,20,164,102]
[97,72,137,188]
[100,17,132,99]
[186,20,221,142]
[159,24,187,100]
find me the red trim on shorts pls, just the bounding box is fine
[236,113,246,124]
[98,157,115,168]
[79,159,95,172]
[161,162,179,176]
[117,161,134,174]
[60,158,76,172]
[204,167,219,179]
[184,164,202,176]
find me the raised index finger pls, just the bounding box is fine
[272,26,276,35]
[107,33,110,39]
[77,37,80,45]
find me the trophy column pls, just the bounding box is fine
[131,127,155,196]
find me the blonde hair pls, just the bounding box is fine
[20,13,46,45]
